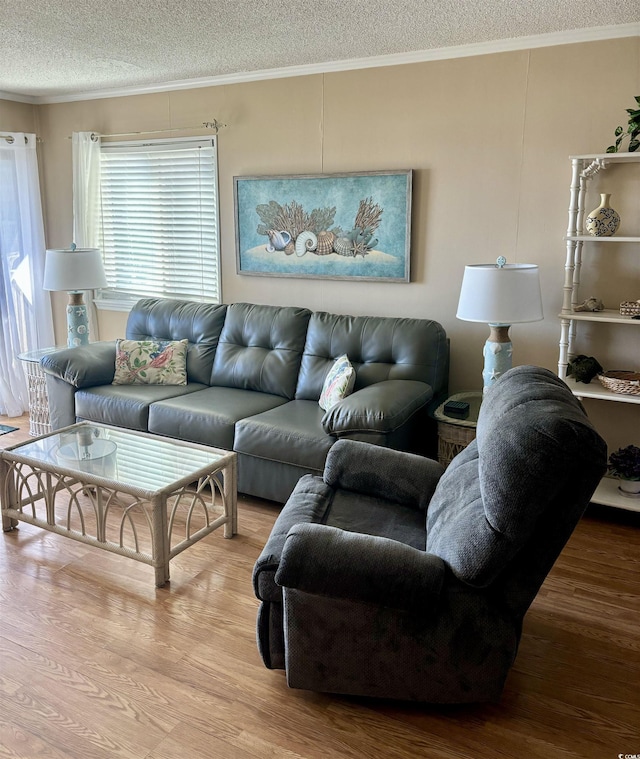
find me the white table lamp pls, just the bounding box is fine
[456,256,543,393]
[43,247,108,348]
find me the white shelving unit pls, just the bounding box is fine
[558,152,640,513]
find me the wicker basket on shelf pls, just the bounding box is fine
[619,301,640,317]
[597,370,640,395]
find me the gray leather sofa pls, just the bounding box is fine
[41,298,449,503]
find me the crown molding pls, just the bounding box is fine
[0,89,37,104]
[2,22,638,106]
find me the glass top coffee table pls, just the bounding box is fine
[1,422,237,586]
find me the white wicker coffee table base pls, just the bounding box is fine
[1,424,237,587]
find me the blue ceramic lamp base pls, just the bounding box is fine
[482,324,513,393]
[66,292,90,348]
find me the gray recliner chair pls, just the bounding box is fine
[253,366,607,703]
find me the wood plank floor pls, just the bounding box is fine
[1,414,639,759]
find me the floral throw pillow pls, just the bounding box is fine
[113,339,188,386]
[319,354,356,411]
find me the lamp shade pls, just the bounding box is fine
[456,263,543,325]
[43,248,108,292]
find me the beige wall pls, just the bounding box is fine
[0,98,37,132]
[29,37,640,449]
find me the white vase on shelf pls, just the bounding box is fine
[585,193,620,236]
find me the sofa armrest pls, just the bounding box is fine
[323,439,444,510]
[276,523,445,611]
[40,342,117,388]
[322,379,433,436]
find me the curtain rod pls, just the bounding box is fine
[0,134,41,144]
[68,119,226,140]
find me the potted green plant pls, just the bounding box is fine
[606,96,640,153]
[608,444,640,496]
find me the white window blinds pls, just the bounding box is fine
[97,137,220,307]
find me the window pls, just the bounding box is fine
[96,137,220,309]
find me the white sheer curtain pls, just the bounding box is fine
[0,133,55,416]
[72,131,101,245]
[72,131,102,338]
[71,132,100,340]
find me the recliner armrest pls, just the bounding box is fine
[323,439,444,510]
[252,475,334,602]
[276,523,445,612]
[40,342,117,388]
[321,379,433,436]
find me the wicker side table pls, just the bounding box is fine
[18,347,61,437]
[433,392,483,467]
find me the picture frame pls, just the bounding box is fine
[234,170,412,282]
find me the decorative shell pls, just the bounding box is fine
[333,236,353,257]
[574,297,604,312]
[315,230,335,255]
[295,231,317,257]
[284,241,295,255]
[265,229,292,252]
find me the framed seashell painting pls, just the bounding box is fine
[234,170,412,282]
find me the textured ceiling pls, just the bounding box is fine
[1,0,639,101]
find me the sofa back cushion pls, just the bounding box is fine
[211,303,311,399]
[295,311,449,401]
[126,298,228,385]
[426,366,607,591]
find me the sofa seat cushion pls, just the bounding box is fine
[235,400,334,471]
[148,386,288,450]
[75,383,207,431]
